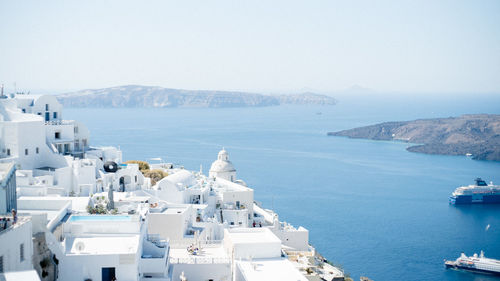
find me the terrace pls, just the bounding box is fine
[0,215,30,236]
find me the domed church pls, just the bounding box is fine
[209,148,236,182]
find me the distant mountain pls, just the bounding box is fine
[56,85,337,108]
[328,114,500,161]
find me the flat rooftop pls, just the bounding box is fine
[0,216,30,236]
[225,228,281,244]
[65,235,140,255]
[236,258,308,281]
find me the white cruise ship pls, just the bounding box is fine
[0,91,346,281]
[445,251,500,275]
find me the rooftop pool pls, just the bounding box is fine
[69,215,132,222]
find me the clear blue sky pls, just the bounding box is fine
[1,0,499,94]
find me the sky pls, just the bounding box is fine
[0,0,499,95]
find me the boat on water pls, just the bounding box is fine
[449,178,500,204]
[445,251,500,275]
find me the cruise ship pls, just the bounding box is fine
[445,251,500,275]
[449,178,500,204]
[0,91,347,281]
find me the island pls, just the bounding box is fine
[56,85,337,108]
[328,114,500,161]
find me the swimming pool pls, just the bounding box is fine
[69,215,132,222]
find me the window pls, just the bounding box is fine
[36,147,39,154]
[45,104,49,111]
[135,176,138,182]
[22,108,26,113]
[0,255,3,273]
[25,148,28,155]
[55,132,60,139]
[230,222,234,225]
[53,112,57,119]
[37,112,41,115]
[74,126,78,134]
[20,243,25,262]
[6,149,10,156]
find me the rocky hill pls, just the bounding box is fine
[328,114,500,161]
[57,85,336,108]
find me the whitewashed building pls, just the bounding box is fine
[0,216,34,275]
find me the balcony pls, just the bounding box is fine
[0,216,30,236]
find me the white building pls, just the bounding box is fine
[209,149,236,182]
[0,216,34,275]
[0,89,339,281]
[224,228,308,281]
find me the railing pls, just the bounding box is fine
[169,257,230,264]
[44,120,73,126]
[169,239,222,248]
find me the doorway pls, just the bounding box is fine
[101,267,115,281]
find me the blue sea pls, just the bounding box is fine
[66,94,500,281]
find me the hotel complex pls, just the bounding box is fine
[0,91,344,281]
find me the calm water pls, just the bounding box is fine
[66,95,500,281]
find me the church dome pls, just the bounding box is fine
[209,149,236,173]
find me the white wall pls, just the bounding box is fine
[148,210,188,241]
[170,263,231,281]
[58,253,140,281]
[272,226,309,251]
[223,228,282,260]
[0,218,34,273]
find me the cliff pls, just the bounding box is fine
[328,114,500,161]
[57,85,336,108]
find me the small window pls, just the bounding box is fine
[53,112,57,119]
[20,243,25,262]
[55,132,60,139]
[25,148,28,155]
[6,149,10,156]
[37,112,41,115]
[0,255,3,273]
[135,176,138,182]
[230,222,234,225]
[45,104,49,111]
[22,108,26,113]
[74,126,78,134]
[36,147,39,154]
